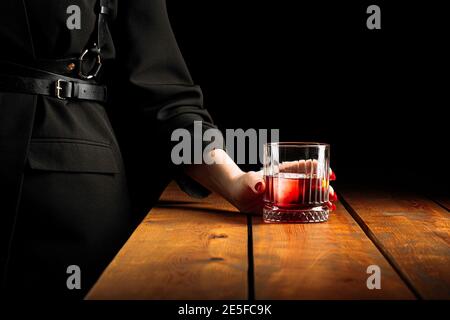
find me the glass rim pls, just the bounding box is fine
[264,142,330,148]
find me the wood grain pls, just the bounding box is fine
[252,202,414,299]
[340,190,450,299]
[433,197,450,211]
[86,182,247,300]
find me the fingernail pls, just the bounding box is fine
[255,182,263,193]
[330,170,336,181]
[330,192,338,202]
[327,201,337,211]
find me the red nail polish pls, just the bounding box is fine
[330,192,338,202]
[330,171,336,181]
[327,201,337,211]
[255,182,263,193]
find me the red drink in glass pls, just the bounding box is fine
[264,173,328,210]
[263,143,330,223]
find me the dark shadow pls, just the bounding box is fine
[155,199,201,206]
[147,205,254,225]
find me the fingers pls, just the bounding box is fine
[255,169,264,177]
[327,185,337,211]
[327,201,337,211]
[329,168,336,181]
[305,159,318,174]
[254,181,264,193]
[279,159,319,174]
[329,169,336,212]
[279,160,300,172]
[246,171,266,194]
[278,161,334,178]
[329,185,338,202]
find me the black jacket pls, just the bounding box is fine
[0,0,214,298]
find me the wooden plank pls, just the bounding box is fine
[340,190,450,299]
[433,197,450,211]
[86,182,248,300]
[252,202,414,299]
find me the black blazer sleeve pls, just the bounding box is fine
[112,0,218,197]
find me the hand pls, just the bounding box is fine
[228,170,266,214]
[186,149,337,215]
[229,167,337,215]
[328,168,337,211]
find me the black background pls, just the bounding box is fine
[167,1,448,193]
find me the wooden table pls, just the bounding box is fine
[87,182,450,300]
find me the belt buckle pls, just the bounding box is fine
[55,79,69,100]
[78,47,102,80]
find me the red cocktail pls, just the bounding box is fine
[263,143,330,223]
[264,173,328,209]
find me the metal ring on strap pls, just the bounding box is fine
[78,48,102,80]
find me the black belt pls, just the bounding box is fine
[0,61,107,102]
[0,74,107,102]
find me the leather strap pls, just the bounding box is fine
[75,0,115,79]
[0,74,107,102]
[97,0,114,53]
[86,0,114,58]
[32,58,80,77]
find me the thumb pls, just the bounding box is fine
[246,172,265,194]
